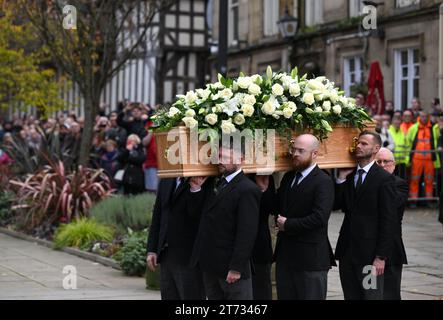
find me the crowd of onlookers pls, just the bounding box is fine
[360,95,443,207]
[0,101,159,196]
[1,95,443,204]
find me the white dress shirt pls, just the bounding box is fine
[353,161,375,187]
[336,161,376,185]
[224,168,242,183]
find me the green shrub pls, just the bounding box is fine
[114,230,147,276]
[53,218,114,250]
[0,191,14,226]
[90,193,155,233]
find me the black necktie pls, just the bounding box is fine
[355,169,365,191]
[215,177,228,193]
[175,177,185,193]
[290,172,303,190]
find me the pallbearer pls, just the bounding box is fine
[274,134,336,300]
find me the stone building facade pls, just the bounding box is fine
[210,0,442,111]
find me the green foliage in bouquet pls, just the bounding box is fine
[151,66,372,140]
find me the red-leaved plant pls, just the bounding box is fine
[9,159,114,231]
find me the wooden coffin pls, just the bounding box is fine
[155,123,375,178]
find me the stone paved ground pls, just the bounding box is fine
[0,209,442,300]
[327,209,443,300]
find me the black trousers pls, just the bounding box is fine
[203,271,253,300]
[252,263,272,300]
[276,261,328,300]
[384,265,403,300]
[339,260,384,300]
[159,250,205,300]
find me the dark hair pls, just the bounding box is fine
[130,102,142,111]
[359,130,382,146]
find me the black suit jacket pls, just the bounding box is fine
[147,177,209,265]
[392,175,408,265]
[250,175,275,265]
[273,166,336,271]
[191,171,262,279]
[334,163,398,265]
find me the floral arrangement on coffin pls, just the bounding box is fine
[151,66,372,140]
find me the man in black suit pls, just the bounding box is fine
[274,134,336,300]
[375,147,409,300]
[250,174,275,300]
[191,144,262,300]
[146,176,210,300]
[335,131,398,300]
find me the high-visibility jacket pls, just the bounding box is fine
[400,122,414,135]
[406,122,440,169]
[389,125,408,165]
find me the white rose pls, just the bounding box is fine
[233,113,246,125]
[322,101,331,112]
[281,75,295,90]
[237,76,253,89]
[332,105,342,115]
[302,92,315,105]
[196,89,211,100]
[272,83,284,96]
[261,100,276,115]
[212,82,224,89]
[251,74,263,84]
[289,83,301,97]
[211,93,220,100]
[283,108,294,119]
[167,107,180,118]
[243,94,256,105]
[321,89,330,100]
[248,83,262,96]
[185,109,196,117]
[286,101,297,112]
[241,104,255,117]
[220,88,234,100]
[205,113,218,125]
[330,91,339,104]
[182,116,198,129]
[185,91,198,105]
[221,119,236,134]
[315,107,323,113]
[307,79,325,91]
[214,104,223,113]
[315,93,324,101]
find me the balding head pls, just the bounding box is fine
[376,147,396,174]
[290,134,320,171]
[295,134,320,151]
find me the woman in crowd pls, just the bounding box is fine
[118,134,146,195]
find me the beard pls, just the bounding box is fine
[355,149,373,160]
[292,155,312,172]
[218,164,236,176]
